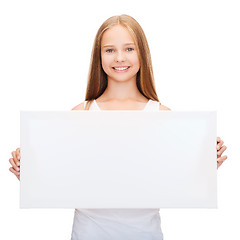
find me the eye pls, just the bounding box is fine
[126,47,134,52]
[106,49,114,53]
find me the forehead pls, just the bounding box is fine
[101,25,135,46]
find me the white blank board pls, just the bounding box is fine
[20,111,217,208]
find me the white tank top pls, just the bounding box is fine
[71,99,163,240]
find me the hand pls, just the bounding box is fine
[9,148,21,181]
[216,137,227,169]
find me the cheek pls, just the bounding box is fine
[131,53,140,69]
[101,54,112,71]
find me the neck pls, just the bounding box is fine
[100,77,144,101]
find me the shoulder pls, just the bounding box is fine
[159,103,171,111]
[71,102,85,110]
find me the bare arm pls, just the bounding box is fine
[159,104,171,111]
[71,102,85,110]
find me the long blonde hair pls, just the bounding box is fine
[84,14,160,110]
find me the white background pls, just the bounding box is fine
[0,0,239,239]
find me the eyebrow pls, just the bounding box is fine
[102,43,135,48]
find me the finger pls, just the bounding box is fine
[217,145,227,156]
[16,148,21,160]
[217,155,227,169]
[11,150,20,166]
[216,136,221,143]
[9,167,20,177]
[9,158,20,172]
[217,161,223,169]
[216,139,224,150]
[217,155,228,163]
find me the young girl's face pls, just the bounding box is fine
[101,25,140,83]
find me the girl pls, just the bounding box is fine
[9,14,228,240]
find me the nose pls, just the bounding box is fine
[115,50,126,62]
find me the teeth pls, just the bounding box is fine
[114,67,129,70]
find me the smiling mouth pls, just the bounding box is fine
[112,66,130,71]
